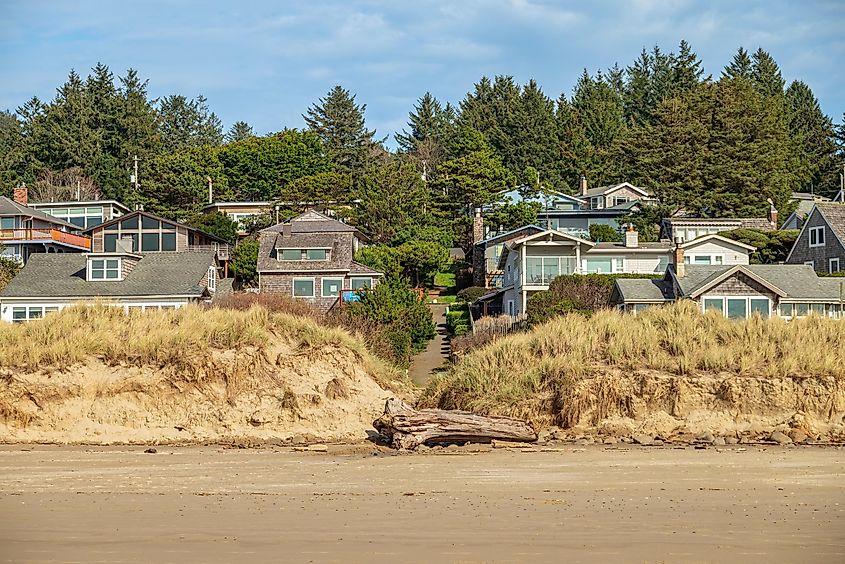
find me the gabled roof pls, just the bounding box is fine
[786,203,845,263]
[507,229,595,248]
[583,182,650,199]
[475,225,543,247]
[672,264,838,300]
[262,210,358,234]
[612,278,674,303]
[83,210,229,244]
[0,252,215,299]
[0,197,79,230]
[680,234,757,252]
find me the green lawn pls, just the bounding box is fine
[434,271,456,289]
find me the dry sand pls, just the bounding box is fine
[0,445,843,563]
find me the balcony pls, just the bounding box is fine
[525,256,577,285]
[0,228,91,250]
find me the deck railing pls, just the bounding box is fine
[0,228,91,250]
[187,244,231,260]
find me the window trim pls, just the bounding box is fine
[350,277,373,291]
[276,247,332,262]
[829,258,840,273]
[321,277,344,298]
[207,266,217,292]
[88,257,122,281]
[809,226,825,248]
[292,277,315,298]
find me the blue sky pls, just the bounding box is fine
[1,0,843,147]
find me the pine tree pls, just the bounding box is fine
[672,40,705,93]
[158,94,223,152]
[624,49,654,125]
[302,85,378,173]
[117,69,160,201]
[570,70,627,185]
[225,121,254,143]
[0,111,26,192]
[722,47,753,80]
[395,92,449,152]
[84,63,123,196]
[43,70,100,171]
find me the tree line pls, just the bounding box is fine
[1,42,844,252]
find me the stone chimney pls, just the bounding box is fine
[579,175,588,197]
[13,186,27,206]
[282,222,292,238]
[624,224,639,248]
[767,199,778,228]
[472,208,484,244]
[673,236,685,278]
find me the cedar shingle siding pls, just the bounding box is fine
[786,205,845,273]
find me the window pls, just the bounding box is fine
[804,260,815,269]
[810,303,825,314]
[120,216,139,230]
[142,216,160,229]
[89,258,121,281]
[584,257,613,274]
[795,303,810,316]
[11,305,60,322]
[141,233,160,252]
[161,232,176,251]
[0,217,14,230]
[507,300,515,316]
[292,278,315,298]
[104,233,118,252]
[809,226,825,247]
[633,303,652,314]
[750,298,770,317]
[830,258,840,273]
[207,266,216,292]
[322,278,343,297]
[614,197,629,206]
[613,258,624,273]
[779,303,794,318]
[686,254,724,265]
[306,249,328,260]
[350,277,372,290]
[281,249,301,260]
[703,298,724,313]
[726,298,748,319]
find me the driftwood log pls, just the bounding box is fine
[373,398,537,450]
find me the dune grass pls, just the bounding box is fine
[0,304,407,391]
[419,301,845,420]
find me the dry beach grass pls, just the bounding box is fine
[420,302,845,437]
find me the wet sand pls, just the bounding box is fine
[0,445,843,563]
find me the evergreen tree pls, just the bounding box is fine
[0,111,27,191]
[42,70,100,171]
[751,48,786,99]
[722,47,753,80]
[225,121,254,143]
[395,92,453,179]
[785,80,839,195]
[303,85,378,173]
[117,69,160,200]
[84,63,124,196]
[672,40,705,93]
[157,94,223,152]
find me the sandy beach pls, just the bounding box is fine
[0,445,843,563]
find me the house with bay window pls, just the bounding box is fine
[257,210,383,311]
[0,250,219,322]
[493,227,754,317]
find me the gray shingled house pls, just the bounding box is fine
[0,251,219,322]
[785,202,845,273]
[612,262,845,319]
[257,210,383,311]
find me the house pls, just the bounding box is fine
[491,227,755,317]
[612,261,845,320]
[201,201,272,235]
[0,250,219,322]
[0,189,92,263]
[83,210,231,264]
[660,206,778,243]
[780,192,831,230]
[257,210,383,311]
[471,222,544,288]
[785,202,845,273]
[29,198,130,229]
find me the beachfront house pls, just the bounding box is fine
[0,249,219,322]
[490,226,755,317]
[257,210,383,311]
[29,198,130,229]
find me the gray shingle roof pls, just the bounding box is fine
[257,232,348,273]
[583,183,649,198]
[614,278,674,302]
[676,264,841,300]
[0,252,215,298]
[0,197,79,230]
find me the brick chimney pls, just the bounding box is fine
[673,237,685,278]
[13,186,27,206]
[624,224,639,248]
[767,199,778,228]
[472,208,484,244]
[579,175,588,197]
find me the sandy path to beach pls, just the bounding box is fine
[0,445,843,563]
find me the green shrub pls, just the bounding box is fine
[446,305,471,336]
[230,239,259,285]
[588,223,622,242]
[457,286,487,303]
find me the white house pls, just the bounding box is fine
[496,228,755,317]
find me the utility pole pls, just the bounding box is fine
[131,155,140,191]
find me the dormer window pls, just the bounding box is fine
[277,248,330,261]
[88,257,121,280]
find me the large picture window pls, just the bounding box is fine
[322,278,343,297]
[100,213,178,253]
[701,296,770,319]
